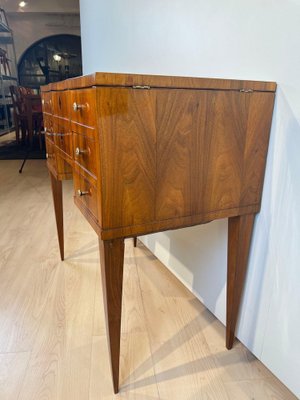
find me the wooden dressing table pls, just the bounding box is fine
[41,72,276,393]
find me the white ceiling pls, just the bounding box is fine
[0,0,79,13]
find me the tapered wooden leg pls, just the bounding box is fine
[226,214,255,349]
[49,172,64,261]
[99,238,125,394]
[133,237,137,247]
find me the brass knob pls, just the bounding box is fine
[46,153,48,159]
[73,102,85,111]
[42,99,44,105]
[77,189,89,196]
[75,147,88,156]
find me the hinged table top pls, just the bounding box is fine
[41,72,277,92]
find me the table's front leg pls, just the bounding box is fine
[49,172,64,261]
[99,238,125,394]
[226,213,255,349]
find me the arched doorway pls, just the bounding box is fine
[18,34,82,89]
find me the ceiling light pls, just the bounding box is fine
[19,1,27,7]
[53,54,62,62]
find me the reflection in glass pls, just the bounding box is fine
[18,34,82,89]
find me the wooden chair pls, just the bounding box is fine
[10,85,27,144]
[10,85,43,148]
[23,93,43,148]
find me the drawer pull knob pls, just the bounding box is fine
[77,189,89,197]
[46,153,53,159]
[46,152,48,159]
[73,102,86,111]
[75,147,88,156]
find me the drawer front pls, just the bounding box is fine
[53,119,72,158]
[56,153,73,177]
[45,138,56,171]
[52,91,70,117]
[42,92,53,114]
[70,89,96,127]
[71,121,96,139]
[43,114,53,136]
[45,131,55,144]
[73,170,98,219]
[73,133,97,178]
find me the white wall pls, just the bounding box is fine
[7,13,80,61]
[79,0,300,397]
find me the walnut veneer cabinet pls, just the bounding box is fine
[41,72,276,393]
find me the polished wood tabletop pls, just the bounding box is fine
[41,72,276,393]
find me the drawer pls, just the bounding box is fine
[45,131,55,144]
[52,91,70,117]
[43,114,53,134]
[53,119,72,158]
[71,121,96,139]
[42,92,53,114]
[73,170,98,219]
[73,133,97,178]
[56,153,73,177]
[70,89,96,127]
[45,138,56,172]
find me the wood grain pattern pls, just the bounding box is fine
[240,92,276,206]
[156,89,248,219]
[0,157,296,400]
[52,90,70,118]
[99,238,125,394]
[73,170,98,220]
[41,72,276,394]
[41,71,277,92]
[43,114,53,134]
[50,172,64,261]
[156,89,201,220]
[53,119,73,160]
[70,88,96,128]
[98,88,156,229]
[99,203,259,240]
[201,91,248,212]
[41,91,53,114]
[45,138,57,176]
[43,75,276,239]
[0,352,30,399]
[73,132,97,179]
[226,214,255,349]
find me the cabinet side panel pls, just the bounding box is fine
[240,92,275,207]
[156,89,206,220]
[98,88,156,229]
[200,91,249,213]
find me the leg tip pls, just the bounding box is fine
[226,334,234,350]
[113,382,119,394]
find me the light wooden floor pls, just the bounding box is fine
[0,159,297,400]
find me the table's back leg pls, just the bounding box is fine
[99,238,125,394]
[49,172,64,261]
[226,213,255,349]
